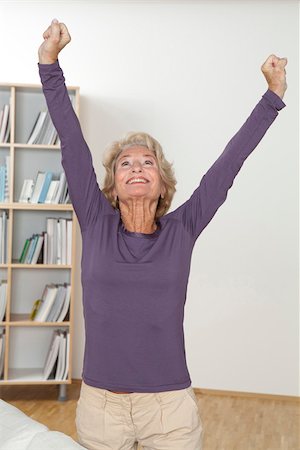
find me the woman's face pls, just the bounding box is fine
[112,145,166,204]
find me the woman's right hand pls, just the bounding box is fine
[38,19,71,64]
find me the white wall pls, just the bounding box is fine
[1,0,298,396]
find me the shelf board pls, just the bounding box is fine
[3,314,70,326]
[0,81,79,89]
[3,368,70,384]
[0,143,61,149]
[10,263,72,269]
[14,144,61,149]
[0,202,73,211]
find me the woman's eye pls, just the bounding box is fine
[121,160,153,166]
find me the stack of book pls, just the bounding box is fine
[0,280,7,322]
[27,96,74,147]
[43,329,70,380]
[0,211,9,264]
[31,283,71,323]
[19,170,70,204]
[18,217,72,265]
[0,329,5,379]
[0,104,10,143]
[27,110,60,146]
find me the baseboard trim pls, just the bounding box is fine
[71,379,299,402]
[193,387,300,402]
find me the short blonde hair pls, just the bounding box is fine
[101,131,177,219]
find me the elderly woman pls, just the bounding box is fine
[38,19,287,450]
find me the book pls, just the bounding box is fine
[0,104,9,143]
[31,234,44,264]
[27,111,47,145]
[44,180,59,204]
[38,171,53,203]
[62,331,70,380]
[46,285,66,322]
[60,218,67,265]
[19,238,30,263]
[0,166,6,201]
[25,234,39,264]
[30,171,46,204]
[34,284,58,322]
[4,155,9,202]
[46,218,55,264]
[0,331,5,378]
[55,331,66,380]
[19,179,34,203]
[0,281,7,322]
[56,284,71,322]
[67,219,72,265]
[43,329,61,380]
[53,172,67,204]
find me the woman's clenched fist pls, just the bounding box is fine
[261,54,288,99]
[38,19,71,64]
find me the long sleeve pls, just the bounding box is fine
[173,90,286,241]
[38,59,113,232]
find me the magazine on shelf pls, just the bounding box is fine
[19,179,34,203]
[30,171,47,203]
[27,110,58,145]
[34,284,58,322]
[44,180,60,203]
[4,155,9,202]
[18,170,68,204]
[55,331,66,380]
[0,331,5,378]
[56,284,71,322]
[62,331,70,380]
[37,172,53,203]
[27,111,47,144]
[0,281,7,322]
[43,329,69,380]
[24,234,38,264]
[32,283,70,323]
[31,233,45,264]
[47,284,67,322]
[0,104,10,143]
[43,329,60,380]
[67,219,72,264]
[0,211,8,264]
[53,172,67,204]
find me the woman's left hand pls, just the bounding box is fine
[261,54,288,99]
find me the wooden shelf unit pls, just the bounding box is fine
[0,81,79,395]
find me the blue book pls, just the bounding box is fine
[38,172,53,203]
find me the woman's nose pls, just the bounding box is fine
[132,162,143,171]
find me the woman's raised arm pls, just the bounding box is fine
[172,55,287,241]
[38,19,113,232]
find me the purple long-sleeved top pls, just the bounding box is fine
[38,60,285,393]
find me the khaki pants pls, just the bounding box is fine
[76,380,203,449]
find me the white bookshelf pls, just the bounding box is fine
[0,81,80,400]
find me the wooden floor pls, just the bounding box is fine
[0,382,299,450]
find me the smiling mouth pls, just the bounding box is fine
[127,178,149,184]
[128,181,148,184]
